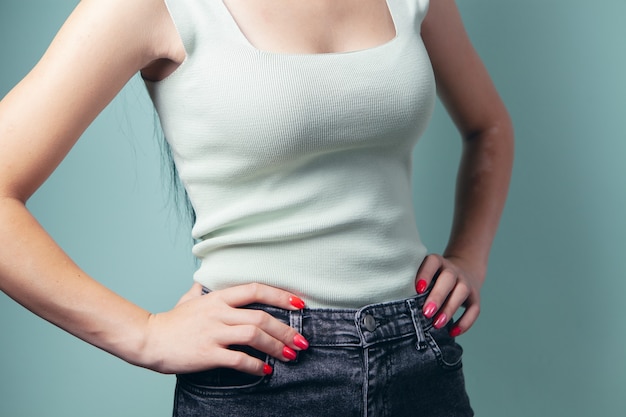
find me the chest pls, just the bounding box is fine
[222,0,396,54]
[149,0,435,178]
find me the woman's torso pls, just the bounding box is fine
[145,0,435,308]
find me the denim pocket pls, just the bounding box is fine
[176,346,271,393]
[425,325,464,371]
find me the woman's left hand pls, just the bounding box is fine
[414,254,484,337]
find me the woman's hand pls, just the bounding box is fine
[415,254,484,337]
[139,283,309,375]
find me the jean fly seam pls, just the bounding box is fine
[407,299,428,351]
[362,346,369,417]
[288,309,303,362]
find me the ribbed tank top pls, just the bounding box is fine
[145,0,436,308]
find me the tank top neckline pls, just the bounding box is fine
[216,0,401,57]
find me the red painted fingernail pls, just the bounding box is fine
[289,296,305,309]
[416,279,428,294]
[434,314,448,329]
[449,326,462,337]
[283,346,297,361]
[293,334,309,350]
[423,302,437,319]
[263,364,273,375]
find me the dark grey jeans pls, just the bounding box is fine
[173,292,473,417]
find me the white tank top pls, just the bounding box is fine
[145,0,436,308]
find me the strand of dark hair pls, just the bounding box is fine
[154,113,197,227]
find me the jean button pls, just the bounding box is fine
[362,314,377,332]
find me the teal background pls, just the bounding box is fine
[1,0,625,415]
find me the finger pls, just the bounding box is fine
[422,266,457,319]
[431,281,471,330]
[215,283,305,311]
[222,308,307,352]
[222,322,299,363]
[217,349,273,376]
[449,300,481,337]
[415,254,444,294]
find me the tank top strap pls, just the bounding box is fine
[163,0,237,57]
[387,0,430,36]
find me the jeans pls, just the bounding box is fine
[173,291,473,417]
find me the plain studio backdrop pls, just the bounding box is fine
[1,1,625,416]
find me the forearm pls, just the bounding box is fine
[443,122,514,280]
[0,197,151,366]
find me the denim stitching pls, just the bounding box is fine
[289,309,303,363]
[406,299,428,351]
[362,346,369,417]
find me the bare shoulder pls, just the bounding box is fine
[421,0,472,73]
[421,0,510,136]
[72,0,185,66]
[0,0,182,200]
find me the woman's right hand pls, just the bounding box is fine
[139,283,309,375]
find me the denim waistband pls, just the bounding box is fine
[248,293,433,350]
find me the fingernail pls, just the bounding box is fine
[434,314,448,329]
[263,364,273,375]
[283,346,297,361]
[423,302,437,318]
[293,334,309,350]
[289,296,306,309]
[416,279,428,294]
[449,326,462,337]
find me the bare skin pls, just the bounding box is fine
[0,0,513,376]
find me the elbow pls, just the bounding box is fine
[461,111,515,175]
[463,109,515,157]
[464,107,514,142]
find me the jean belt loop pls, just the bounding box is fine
[407,299,428,351]
[289,308,303,362]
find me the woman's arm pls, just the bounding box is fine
[415,0,515,335]
[0,0,306,375]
